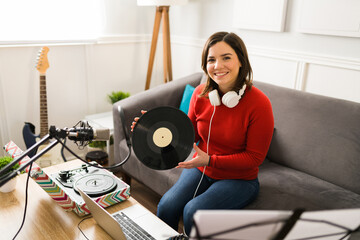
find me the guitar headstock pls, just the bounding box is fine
[36,46,50,75]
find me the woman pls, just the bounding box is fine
[157,32,274,235]
[132,32,274,236]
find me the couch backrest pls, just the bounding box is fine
[255,81,360,194]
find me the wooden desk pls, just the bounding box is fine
[0,160,139,240]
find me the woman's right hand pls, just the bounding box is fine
[131,110,147,132]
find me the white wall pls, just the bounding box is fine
[0,0,359,156]
[169,0,360,97]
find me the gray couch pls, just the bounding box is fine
[113,72,360,211]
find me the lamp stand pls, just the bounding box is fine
[145,6,173,90]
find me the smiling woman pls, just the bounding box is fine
[0,0,103,43]
[156,32,274,236]
[206,42,242,94]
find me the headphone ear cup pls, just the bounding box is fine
[209,89,221,106]
[222,91,240,108]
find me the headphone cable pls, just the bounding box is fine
[192,105,216,199]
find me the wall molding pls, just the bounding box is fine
[1,35,358,91]
[0,35,152,48]
[245,46,360,96]
[0,40,96,48]
[1,34,360,74]
[247,46,360,71]
[170,35,359,102]
[1,34,358,98]
[171,35,360,72]
[171,36,360,91]
[294,61,307,91]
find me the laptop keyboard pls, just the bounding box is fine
[113,212,156,240]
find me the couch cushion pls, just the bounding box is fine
[246,159,360,210]
[254,81,360,195]
[179,84,195,114]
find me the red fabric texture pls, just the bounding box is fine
[188,84,274,180]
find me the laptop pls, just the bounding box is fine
[78,188,178,240]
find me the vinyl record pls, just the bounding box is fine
[132,106,195,170]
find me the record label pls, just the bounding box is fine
[132,106,195,170]
[153,127,173,148]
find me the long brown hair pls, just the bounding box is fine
[200,32,253,97]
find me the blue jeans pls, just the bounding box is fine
[157,168,259,235]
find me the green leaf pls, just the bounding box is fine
[0,156,20,177]
[107,91,130,104]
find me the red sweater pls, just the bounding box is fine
[188,84,274,180]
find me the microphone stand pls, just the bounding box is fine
[271,208,305,240]
[0,126,65,188]
[1,123,132,187]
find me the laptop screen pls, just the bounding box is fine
[78,188,126,240]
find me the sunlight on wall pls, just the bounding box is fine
[0,0,103,42]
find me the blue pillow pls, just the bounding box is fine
[179,84,195,114]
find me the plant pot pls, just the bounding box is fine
[87,145,105,152]
[0,176,17,193]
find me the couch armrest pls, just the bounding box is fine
[111,72,203,166]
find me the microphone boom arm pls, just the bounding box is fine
[1,119,132,187]
[0,135,59,187]
[0,125,88,187]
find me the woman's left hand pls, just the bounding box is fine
[176,143,209,169]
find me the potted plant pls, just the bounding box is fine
[87,135,114,151]
[107,91,130,104]
[0,156,20,193]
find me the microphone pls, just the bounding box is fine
[49,120,110,147]
[67,127,110,142]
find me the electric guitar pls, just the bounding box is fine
[22,47,62,167]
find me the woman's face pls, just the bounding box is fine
[206,41,241,93]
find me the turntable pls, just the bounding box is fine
[51,163,122,199]
[4,141,130,216]
[4,139,131,217]
[30,162,131,216]
[4,138,130,217]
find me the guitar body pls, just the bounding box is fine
[22,122,39,157]
[22,121,64,167]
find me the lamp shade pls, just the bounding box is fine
[137,0,188,6]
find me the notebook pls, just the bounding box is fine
[78,188,178,240]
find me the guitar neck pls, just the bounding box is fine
[39,74,49,138]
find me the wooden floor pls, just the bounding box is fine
[128,178,161,215]
[115,174,184,233]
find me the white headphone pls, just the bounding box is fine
[208,84,246,108]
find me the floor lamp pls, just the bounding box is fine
[137,0,188,90]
